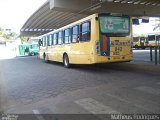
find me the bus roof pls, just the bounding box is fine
[40,14,97,37]
[147,32,160,36]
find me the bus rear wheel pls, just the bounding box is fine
[43,53,49,63]
[29,52,35,56]
[63,54,70,68]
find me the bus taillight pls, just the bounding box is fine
[96,41,100,55]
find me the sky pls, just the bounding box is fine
[0,0,159,35]
[133,18,160,35]
[0,0,47,33]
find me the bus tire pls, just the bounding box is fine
[29,52,34,56]
[63,54,70,68]
[142,47,146,49]
[135,45,139,49]
[43,53,49,63]
[31,52,35,56]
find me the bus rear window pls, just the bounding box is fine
[99,16,130,35]
[148,35,155,41]
[53,33,58,45]
[133,37,139,42]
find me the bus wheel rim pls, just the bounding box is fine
[64,57,68,66]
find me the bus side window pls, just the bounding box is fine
[44,36,46,46]
[58,31,63,44]
[53,33,58,45]
[51,34,54,45]
[80,21,91,42]
[42,37,44,46]
[47,35,50,46]
[64,28,71,44]
[49,34,52,46]
[42,37,46,47]
[72,25,79,43]
[44,36,47,46]
[148,35,155,41]
[156,35,160,41]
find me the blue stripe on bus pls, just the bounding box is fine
[106,37,110,56]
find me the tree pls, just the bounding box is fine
[0,27,18,41]
[153,18,160,31]
[153,24,160,31]
[0,27,4,36]
[3,32,18,40]
[20,36,29,42]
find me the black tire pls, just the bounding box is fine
[134,45,139,49]
[31,52,35,56]
[43,53,49,63]
[142,47,146,49]
[63,54,70,68]
[29,52,34,56]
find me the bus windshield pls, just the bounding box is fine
[148,35,155,41]
[99,16,130,35]
[148,35,160,41]
[31,44,38,49]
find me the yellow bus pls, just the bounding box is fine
[39,13,133,67]
[147,33,160,47]
[133,36,147,49]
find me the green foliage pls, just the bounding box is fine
[153,24,160,31]
[0,27,4,36]
[20,36,29,42]
[0,27,18,41]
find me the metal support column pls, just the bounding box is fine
[150,47,152,62]
[155,46,158,65]
[158,38,160,64]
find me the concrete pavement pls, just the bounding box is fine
[0,48,160,118]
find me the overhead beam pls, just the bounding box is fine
[49,0,160,16]
[49,0,93,14]
[21,0,160,36]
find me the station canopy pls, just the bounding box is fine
[21,0,160,36]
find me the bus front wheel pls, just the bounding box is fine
[63,54,70,68]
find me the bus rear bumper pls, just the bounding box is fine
[94,55,133,64]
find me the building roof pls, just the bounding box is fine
[21,0,160,36]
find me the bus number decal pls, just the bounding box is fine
[113,47,122,55]
[115,47,122,52]
[113,51,119,55]
[111,41,131,47]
